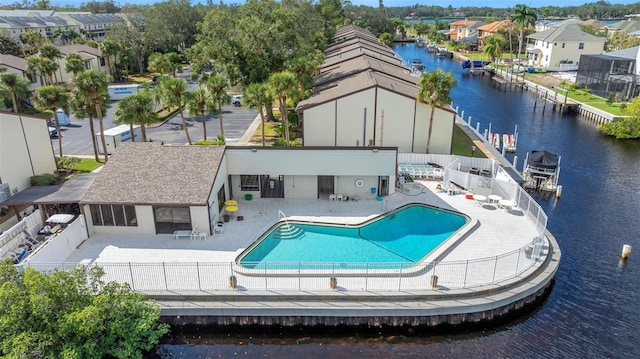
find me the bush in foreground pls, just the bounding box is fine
[0,260,169,358]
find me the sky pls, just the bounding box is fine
[48,0,640,8]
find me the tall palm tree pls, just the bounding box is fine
[160,77,192,144]
[39,44,64,84]
[417,69,456,153]
[184,87,214,141]
[64,53,85,80]
[267,71,300,146]
[74,70,110,162]
[114,90,158,142]
[513,4,537,68]
[33,85,69,157]
[243,82,272,146]
[98,39,119,78]
[70,90,108,162]
[204,74,231,139]
[0,72,31,113]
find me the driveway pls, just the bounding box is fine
[53,102,258,157]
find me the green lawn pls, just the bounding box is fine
[553,88,626,116]
[452,125,486,158]
[72,158,103,173]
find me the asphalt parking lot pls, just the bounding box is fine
[52,101,258,157]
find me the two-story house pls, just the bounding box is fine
[0,54,45,91]
[58,13,123,41]
[55,44,110,83]
[525,23,606,70]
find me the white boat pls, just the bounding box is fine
[503,134,516,152]
[489,132,500,150]
[523,150,561,192]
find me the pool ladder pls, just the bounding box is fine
[276,210,304,239]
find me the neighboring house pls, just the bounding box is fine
[56,44,109,83]
[0,16,79,46]
[605,19,640,36]
[525,23,606,69]
[58,13,123,41]
[448,19,481,41]
[80,143,397,236]
[477,20,510,49]
[297,25,456,155]
[0,54,44,91]
[577,46,639,101]
[0,111,57,195]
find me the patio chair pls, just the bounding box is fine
[214,222,225,235]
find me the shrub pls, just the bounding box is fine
[194,135,225,146]
[31,172,60,186]
[56,156,80,170]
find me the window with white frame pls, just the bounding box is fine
[240,175,259,191]
[579,43,584,49]
[90,204,137,226]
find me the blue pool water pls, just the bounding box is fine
[238,204,468,269]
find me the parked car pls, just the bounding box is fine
[232,95,243,107]
[48,126,58,138]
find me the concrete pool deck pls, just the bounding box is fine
[61,180,560,327]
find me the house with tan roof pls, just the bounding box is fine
[448,19,482,41]
[477,20,510,49]
[0,54,44,91]
[79,143,398,235]
[52,44,110,83]
[525,23,606,69]
[297,25,456,155]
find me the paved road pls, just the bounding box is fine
[53,99,258,157]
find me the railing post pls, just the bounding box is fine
[196,262,201,291]
[515,248,521,275]
[162,262,168,291]
[298,262,301,291]
[492,256,498,284]
[398,263,403,291]
[264,262,268,290]
[463,260,469,288]
[365,263,369,291]
[128,262,135,290]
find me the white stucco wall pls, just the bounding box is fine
[301,88,453,154]
[532,39,605,67]
[225,148,397,199]
[0,113,56,192]
[303,102,336,146]
[336,88,376,147]
[374,88,415,152]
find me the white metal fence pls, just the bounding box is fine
[20,240,546,293]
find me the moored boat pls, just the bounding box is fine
[523,150,561,192]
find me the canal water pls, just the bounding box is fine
[149,43,640,358]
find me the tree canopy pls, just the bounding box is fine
[599,97,640,139]
[0,261,169,358]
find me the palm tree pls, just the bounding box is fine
[287,52,322,99]
[513,4,537,69]
[160,77,192,144]
[417,69,456,153]
[267,71,300,146]
[204,74,231,139]
[70,90,107,162]
[114,90,158,142]
[98,39,119,79]
[33,85,69,157]
[27,56,57,85]
[64,53,85,80]
[39,44,64,84]
[74,70,110,162]
[147,52,173,77]
[184,87,214,141]
[483,35,504,62]
[243,82,272,146]
[0,72,31,113]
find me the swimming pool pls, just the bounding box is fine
[238,204,470,269]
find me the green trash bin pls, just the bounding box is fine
[245,194,253,201]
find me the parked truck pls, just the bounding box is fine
[107,84,141,101]
[96,125,142,154]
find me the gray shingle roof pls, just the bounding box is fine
[606,46,640,60]
[81,143,225,206]
[63,13,123,25]
[527,23,607,42]
[316,54,416,87]
[0,54,28,72]
[57,44,100,57]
